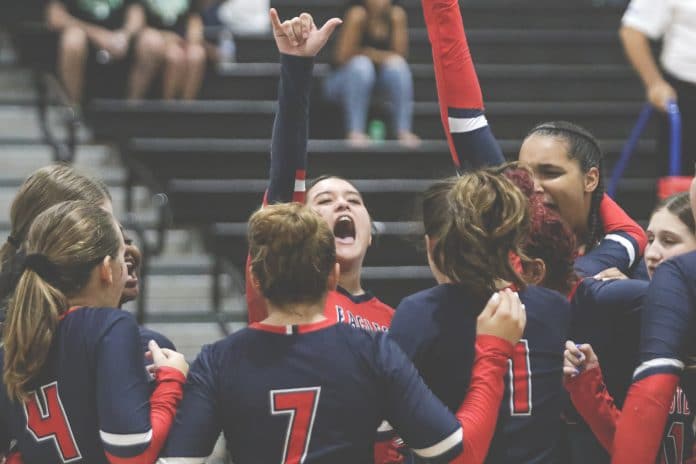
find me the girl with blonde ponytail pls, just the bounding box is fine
[0,201,188,464]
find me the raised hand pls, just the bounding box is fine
[269,8,342,57]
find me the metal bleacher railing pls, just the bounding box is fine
[608,101,686,200]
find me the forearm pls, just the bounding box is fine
[565,367,620,452]
[452,335,512,464]
[620,26,664,88]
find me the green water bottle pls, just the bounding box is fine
[368,119,386,143]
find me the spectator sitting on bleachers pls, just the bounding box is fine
[323,0,419,147]
[45,0,160,103]
[138,0,206,100]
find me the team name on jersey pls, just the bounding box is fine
[335,305,389,333]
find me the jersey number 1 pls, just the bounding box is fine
[271,387,321,464]
[24,381,82,463]
[508,339,532,416]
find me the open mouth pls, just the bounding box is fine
[125,260,138,288]
[333,215,356,245]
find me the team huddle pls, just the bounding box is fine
[1,1,696,463]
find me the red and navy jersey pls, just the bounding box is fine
[390,284,571,463]
[611,251,696,463]
[570,278,646,407]
[0,307,184,464]
[159,320,464,463]
[325,286,394,333]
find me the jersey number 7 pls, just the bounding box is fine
[23,381,82,463]
[508,340,532,416]
[271,387,321,464]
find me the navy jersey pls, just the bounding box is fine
[159,320,463,463]
[571,278,646,407]
[390,284,570,464]
[574,231,642,278]
[0,307,164,463]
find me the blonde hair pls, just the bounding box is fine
[423,171,529,298]
[2,201,120,402]
[248,203,336,307]
[0,165,111,302]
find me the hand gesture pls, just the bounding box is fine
[647,80,677,112]
[563,340,599,381]
[593,267,628,281]
[476,289,526,345]
[146,340,189,377]
[269,8,342,57]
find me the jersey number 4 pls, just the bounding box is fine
[271,387,321,464]
[508,339,532,416]
[23,381,82,463]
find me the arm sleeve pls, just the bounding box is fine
[611,260,694,463]
[450,335,514,464]
[247,53,314,324]
[565,367,621,452]
[158,345,222,463]
[95,315,186,464]
[377,335,463,463]
[621,0,671,40]
[574,195,646,277]
[421,0,504,170]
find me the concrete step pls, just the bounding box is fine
[0,143,121,179]
[0,105,90,142]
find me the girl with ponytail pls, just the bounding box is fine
[0,201,188,464]
[389,170,572,463]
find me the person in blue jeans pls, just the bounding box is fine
[324,0,419,147]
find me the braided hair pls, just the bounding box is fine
[526,121,605,250]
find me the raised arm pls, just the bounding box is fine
[421,0,504,170]
[246,9,342,323]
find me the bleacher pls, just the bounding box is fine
[2,0,656,346]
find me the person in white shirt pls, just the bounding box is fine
[620,0,696,176]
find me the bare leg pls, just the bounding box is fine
[58,26,88,104]
[162,41,186,100]
[181,43,206,100]
[128,28,166,100]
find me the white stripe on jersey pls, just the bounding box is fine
[604,233,636,267]
[377,420,394,432]
[100,428,152,447]
[411,426,463,458]
[633,358,685,379]
[448,115,488,133]
[294,179,306,192]
[157,459,206,464]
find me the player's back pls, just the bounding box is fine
[164,320,462,464]
[0,307,152,463]
[486,285,571,464]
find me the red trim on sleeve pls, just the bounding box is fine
[105,367,185,464]
[611,373,679,463]
[599,194,647,255]
[565,367,619,452]
[450,335,513,464]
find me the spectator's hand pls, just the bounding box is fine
[270,8,342,57]
[593,267,628,281]
[647,79,677,112]
[563,341,599,381]
[476,289,526,346]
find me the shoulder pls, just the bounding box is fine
[67,306,137,332]
[345,5,368,24]
[663,250,696,276]
[390,6,407,25]
[521,285,571,320]
[397,284,459,311]
[139,327,176,351]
